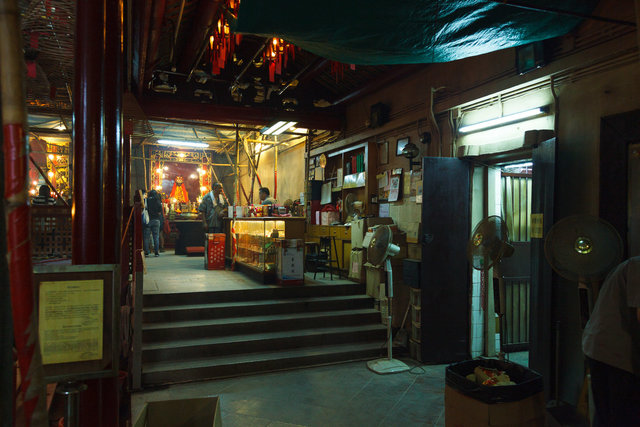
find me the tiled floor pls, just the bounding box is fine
[132,359,447,427]
[143,253,354,294]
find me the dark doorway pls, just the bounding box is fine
[600,109,640,257]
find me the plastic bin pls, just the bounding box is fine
[445,359,545,426]
[205,233,225,270]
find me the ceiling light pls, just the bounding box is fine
[47,171,54,178]
[459,107,547,134]
[272,121,297,136]
[48,154,54,160]
[157,139,209,148]
[261,121,288,135]
[503,162,533,169]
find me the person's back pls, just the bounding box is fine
[32,185,56,206]
[582,256,640,426]
[147,193,163,221]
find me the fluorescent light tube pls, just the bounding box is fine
[157,139,209,148]
[459,107,545,134]
[503,162,533,169]
[272,121,297,136]
[262,121,289,135]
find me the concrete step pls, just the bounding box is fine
[142,324,387,363]
[143,283,364,308]
[142,308,381,343]
[143,294,374,323]
[142,342,385,386]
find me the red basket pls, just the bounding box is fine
[205,233,226,270]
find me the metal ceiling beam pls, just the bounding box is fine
[144,0,167,85]
[330,64,423,106]
[139,96,343,130]
[135,0,153,97]
[278,58,329,96]
[176,0,223,74]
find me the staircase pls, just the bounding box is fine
[141,283,386,386]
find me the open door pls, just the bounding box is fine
[420,157,471,363]
[529,137,556,399]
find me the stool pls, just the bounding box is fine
[305,241,331,280]
[186,246,205,256]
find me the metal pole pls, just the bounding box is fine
[235,126,240,205]
[274,137,278,200]
[73,0,105,265]
[0,0,47,425]
[56,381,88,427]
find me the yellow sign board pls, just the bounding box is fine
[38,279,104,365]
[531,213,544,238]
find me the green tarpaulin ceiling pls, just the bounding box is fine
[234,0,599,65]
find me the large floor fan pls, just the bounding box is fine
[544,215,623,325]
[466,215,514,354]
[366,225,409,374]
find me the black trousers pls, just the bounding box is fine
[588,356,640,427]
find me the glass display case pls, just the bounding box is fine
[235,219,286,272]
[233,217,305,282]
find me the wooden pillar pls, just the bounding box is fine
[72,0,105,265]
[103,0,124,264]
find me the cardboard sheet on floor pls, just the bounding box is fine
[134,396,221,427]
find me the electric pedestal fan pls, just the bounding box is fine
[544,215,623,324]
[366,225,410,374]
[466,216,514,355]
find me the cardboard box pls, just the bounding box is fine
[134,397,222,427]
[348,249,366,283]
[276,239,304,285]
[365,263,385,299]
[351,217,394,248]
[321,210,340,225]
[445,386,545,427]
[407,243,422,260]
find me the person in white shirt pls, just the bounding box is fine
[198,183,228,233]
[582,256,640,426]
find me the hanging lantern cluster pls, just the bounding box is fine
[264,37,296,83]
[209,0,242,75]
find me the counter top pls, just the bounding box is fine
[224,216,306,221]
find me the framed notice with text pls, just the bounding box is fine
[34,264,119,382]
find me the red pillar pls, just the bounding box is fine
[103,0,123,264]
[73,0,104,265]
[0,1,47,425]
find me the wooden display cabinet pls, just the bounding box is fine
[322,141,377,221]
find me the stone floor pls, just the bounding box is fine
[132,359,448,427]
[143,252,353,294]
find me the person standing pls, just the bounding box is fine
[32,184,57,205]
[258,187,276,205]
[582,256,640,426]
[144,190,163,257]
[198,183,228,233]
